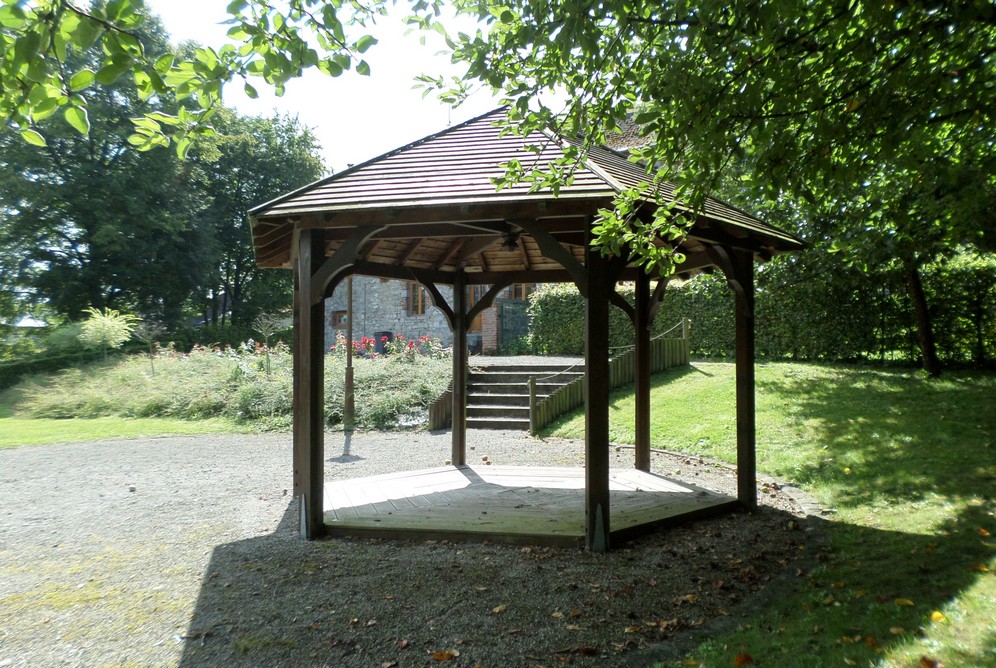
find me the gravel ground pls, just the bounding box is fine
[0,430,821,667]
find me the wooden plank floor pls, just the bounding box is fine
[324,465,736,547]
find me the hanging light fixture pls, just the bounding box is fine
[501,230,520,251]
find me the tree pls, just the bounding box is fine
[0,12,213,327]
[190,108,324,327]
[1,0,385,154]
[5,1,993,373]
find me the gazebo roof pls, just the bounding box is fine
[250,108,802,277]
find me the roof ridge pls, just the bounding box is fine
[249,106,510,216]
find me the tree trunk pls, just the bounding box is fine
[906,260,942,377]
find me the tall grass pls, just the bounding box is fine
[14,343,451,430]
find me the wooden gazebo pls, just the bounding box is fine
[249,108,803,552]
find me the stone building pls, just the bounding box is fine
[324,277,533,354]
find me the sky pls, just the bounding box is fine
[145,1,503,173]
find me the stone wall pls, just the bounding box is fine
[324,276,454,349]
[323,276,533,354]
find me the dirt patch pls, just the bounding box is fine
[0,431,821,667]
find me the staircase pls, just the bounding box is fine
[466,362,584,430]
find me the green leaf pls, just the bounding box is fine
[64,106,90,134]
[69,69,96,92]
[20,128,46,147]
[175,136,193,160]
[0,5,26,29]
[95,56,132,86]
[355,35,378,53]
[356,59,371,76]
[244,82,258,99]
[73,17,103,50]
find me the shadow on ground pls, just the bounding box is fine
[176,499,992,667]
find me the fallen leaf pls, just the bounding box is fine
[382,662,398,668]
[919,657,944,668]
[431,649,460,662]
[931,611,947,623]
[475,585,489,592]
[733,654,754,666]
[624,625,642,633]
[895,598,915,606]
[565,624,581,631]
[570,610,582,618]
[890,626,906,635]
[978,528,990,537]
[366,619,377,627]
[492,604,508,614]
[397,639,410,649]
[551,611,564,619]
[969,563,990,573]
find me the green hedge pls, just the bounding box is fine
[527,250,996,366]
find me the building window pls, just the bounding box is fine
[406,281,426,316]
[331,310,348,329]
[507,283,534,301]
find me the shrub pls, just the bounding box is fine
[79,307,139,358]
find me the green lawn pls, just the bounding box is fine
[0,414,246,448]
[0,386,248,448]
[547,362,996,667]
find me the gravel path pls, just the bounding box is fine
[0,430,819,667]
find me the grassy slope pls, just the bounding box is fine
[547,362,996,667]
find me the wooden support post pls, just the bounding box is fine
[528,376,538,435]
[293,228,327,539]
[585,241,611,553]
[344,276,355,431]
[451,270,468,466]
[634,271,652,472]
[732,250,757,511]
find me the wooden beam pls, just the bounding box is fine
[455,236,498,265]
[272,198,607,231]
[398,239,423,264]
[634,270,652,472]
[435,238,466,270]
[648,274,671,324]
[466,279,514,326]
[517,218,589,296]
[585,231,611,553]
[451,271,468,466]
[310,225,385,304]
[422,280,456,323]
[293,229,327,539]
[349,261,451,286]
[712,245,757,510]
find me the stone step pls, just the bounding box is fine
[467,393,531,407]
[467,382,565,396]
[463,362,583,431]
[470,364,585,373]
[467,404,530,418]
[467,416,531,430]
[469,370,585,385]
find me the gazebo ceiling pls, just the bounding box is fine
[249,108,802,278]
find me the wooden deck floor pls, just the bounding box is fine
[324,465,737,547]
